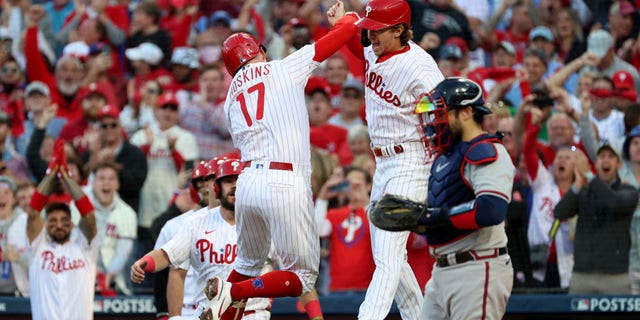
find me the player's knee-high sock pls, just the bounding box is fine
[232,270,303,298]
[221,270,254,320]
[303,299,323,320]
[221,270,303,320]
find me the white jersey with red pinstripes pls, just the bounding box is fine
[363,41,444,146]
[223,44,318,163]
[154,208,201,310]
[29,228,99,320]
[161,207,270,316]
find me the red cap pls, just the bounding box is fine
[589,88,614,98]
[617,1,636,15]
[78,82,109,101]
[305,76,330,96]
[612,70,635,91]
[157,92,179,107]
[97,104,120,119]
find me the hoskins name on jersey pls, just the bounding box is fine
[40,250,87,273]
[229,64,272,97]
[195,240,237,264]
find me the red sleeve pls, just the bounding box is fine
[171,149,185,170]
[345,34,365,61]
[25,27,57,101]
[312,14,359,62]
[140,145,151,155]
[105,6,130,35]
[523,118,541,181]
[171,14,193,49]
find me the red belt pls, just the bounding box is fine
[243,161,293,171]
[372,144,404,157]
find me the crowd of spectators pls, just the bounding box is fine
[0,0,638,310]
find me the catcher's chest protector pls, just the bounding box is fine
[426,134,502,245]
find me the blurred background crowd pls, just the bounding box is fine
[0,0,639,308]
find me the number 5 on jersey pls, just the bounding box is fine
[236,82,265,127]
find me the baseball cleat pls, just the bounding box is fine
[200,276,232,320]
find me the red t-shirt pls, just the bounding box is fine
[326,206,375,291]
[406,233,434,292]
[310,124,347,154]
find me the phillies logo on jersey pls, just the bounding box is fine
[106,224,118,238]
[338,215,365,248]
[40,250,86,274]
[364,69,401,107]
[195,240,237,264]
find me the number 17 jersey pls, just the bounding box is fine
[223,45,319,163]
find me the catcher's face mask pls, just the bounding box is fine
[415,91,452,160]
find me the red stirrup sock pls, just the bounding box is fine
[231,270,303,299]
[304,299,323,320]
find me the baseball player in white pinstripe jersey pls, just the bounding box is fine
[194,2,360,320]
[131,159,272,319]
[340,0,444,318]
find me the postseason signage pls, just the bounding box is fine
[571,297,640,312]
[93,297,156,314]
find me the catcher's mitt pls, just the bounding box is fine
[369,194,427,233]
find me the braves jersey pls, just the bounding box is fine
[429,139,514,255]
[29,228,99,320]
[363,42,444,146]
[223,44,319,163]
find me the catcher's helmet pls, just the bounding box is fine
[214,158,242,199]
[221,32,266,76]
[356,0,411,30]
[415,78,490,157]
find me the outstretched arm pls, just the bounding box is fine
[313,1,359,62]
[130,249,172,284]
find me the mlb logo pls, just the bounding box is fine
[571,299,589,311]
[93,300,104,312]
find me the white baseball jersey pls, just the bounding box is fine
[224,44,317,163]
[29,228,99,320]
[85,187,137,293]
[364,41,444,146]
[154,208,202,314]
[6,211,30,297]
[527,161,574,288]
[130,125,199,228]
[161,207,270,317]
[223,43,321,294]
[360,42,444,320]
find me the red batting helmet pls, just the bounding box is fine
[221,32,266,76]
[190,161,210,203]
[214,159,242,198]
[356,0,411,30]
[205,156,228,180]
